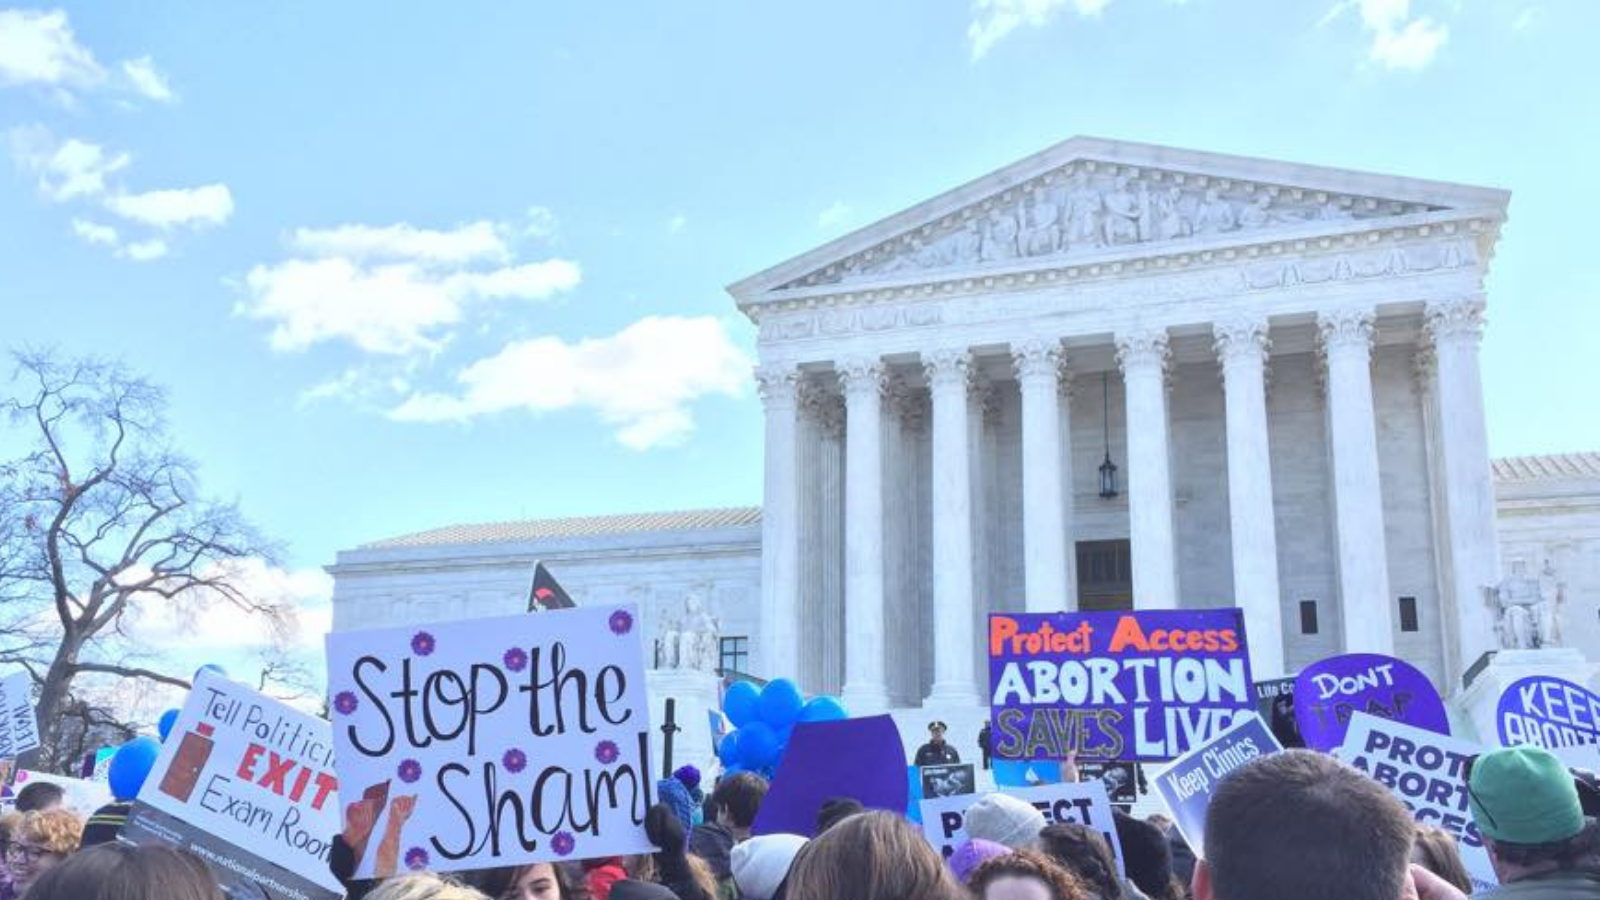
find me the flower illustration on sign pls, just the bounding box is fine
[608,609,634,635]
[398,759,423,784]
[504,647,529,672]
[551,831,576,856]
[333,691,359,716]
[411,631,436,656]
[595,740,620,765]
[503,748,528,774]
[404,847,429,871]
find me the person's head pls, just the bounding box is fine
[966,849,1090,900]
[1035,823,1121,900]
[501,862,582,900]
[1467,746,1600,882]
[656,778,696,834]
[1114,811,1183,900]
[1411,826,1473,894]
[7,809,82,892]
[712,771,769,834]
[13,781,65,813]
[950,839,1012,884]
[929,721,948,745]
[731,833,807,900]
[815,796,864,834]
[965,793,1047,850]
[1197,749,1413,900]
[365,873,491,900]
[785,810,965,900]
[19,842,221,900]
[1145,813,1173,833]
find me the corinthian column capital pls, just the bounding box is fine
[923,348,973,392]
[754,363,799,409]
[1212,317,1271,366]
[1424,295,1487,345]
[1115,327,1170,375]
[1316,307,1375,354]
[836,356,887,398]
[1011,338,1065,384]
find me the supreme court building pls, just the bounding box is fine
[331,138,1600,740]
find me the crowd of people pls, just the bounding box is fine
[0,745,1597,899]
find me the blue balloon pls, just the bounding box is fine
[736,721,780,768]
[157,709,181,742]
[758,678,804,729]
[195,664,229,681]
[108,737,161,801]
[723,762,745,776]
[717,731,740,766]
[797,695,847,723]
[723,681,761,728]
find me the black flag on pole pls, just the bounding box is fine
[527,561,577,612]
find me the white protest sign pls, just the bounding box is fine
[327,605,655,876]
[11,769,111,815]
[0,672,39,758]
[1340,712,1497,893]
[1152,712,1282,858]
[919,781,1125,874]
[122,671,343,899]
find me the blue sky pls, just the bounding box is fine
[1,0,1595,651]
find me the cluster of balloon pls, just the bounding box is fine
[716,678,846,778]
[107,736,160,801]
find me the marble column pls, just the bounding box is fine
[1426,296,1499,673]
[755,364,801,678]
[1214,318,1286,677]
[925,348,980,706]
[1317,308,1395,655]
[838,357,891,711]
[1115,329,1178,609]
[1013,338,1073,612]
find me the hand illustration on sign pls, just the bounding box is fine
[374,794,419,877]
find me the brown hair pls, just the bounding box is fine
[1037,823,1122,900]
[1205,750,1414,900]
[784,810,965,900]
[1412,826,1473,894]
[18,808,82,855]
[21,843,222,900]
[711,772,769,829]
[967,850,1091,900]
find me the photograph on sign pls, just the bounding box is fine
[989,609,1254,762]
[326,604,655,875]
[920,763,976,799]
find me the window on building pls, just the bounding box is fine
[1299,600,1319,635]
[719,636,749,674]
[1399,596,1419,632]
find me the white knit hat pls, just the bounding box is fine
[964,793,1047,849]
[731,833,808,900]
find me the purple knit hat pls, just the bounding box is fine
[949,838,1012,883]
[673,764,703,792]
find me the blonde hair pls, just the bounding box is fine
[786,810,965,900]
[365,873,491,900]
[0,811,22,842]
[19,809,82,855]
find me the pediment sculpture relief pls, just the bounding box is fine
[786,164,1440,288]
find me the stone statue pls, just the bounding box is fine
[1487,559,1564,650]
[1066,173,1104,249]
[1019,191,1061,257]
[1155,187,1189,241]
[657,610,682,669]
[980,210,1020,262]
[673,591,721,672]
[1238,194,1274,229]
[1193,188,1237,234]
[1102,176,1144,245]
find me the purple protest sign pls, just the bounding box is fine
[988,609,1254,763]
[751,715,908,837]
[1293,653,1449,752]
[1497,676,1600,749]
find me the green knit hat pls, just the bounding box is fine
[1468,747,1585,844]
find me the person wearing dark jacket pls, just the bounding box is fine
[1463,747,1600,900]
[646,803,714,900]
[915,721,960,767]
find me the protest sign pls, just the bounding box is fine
[327,605,655,875]
[1341,712,1496,893]
[753,715,908,837]
[1152,713,1282,858]
[1496,675,1600,750]
[1294,654,1448,752]
[988,609,1254,762]
[1254,676,1303,748]
[11,769,111,815]
[918,782,1125,872]
[0,672,39,759]
[920,763,975,799]
[1078,761,1142,808]
[120,671,342,900]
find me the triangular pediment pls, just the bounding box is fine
[729,136,1509,307]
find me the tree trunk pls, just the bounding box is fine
[26,635,81,771]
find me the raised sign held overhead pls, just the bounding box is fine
[1497,675,1600,750]
[326,605,655,876]
[1293,653,1449,752]
[988,609,1255,762]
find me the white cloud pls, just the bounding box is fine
[122,237,167,261]
[390,315,751,449]
[967,0,1111,60]
[10,127,130,201]
[667,213,687,234]
[121,559,333,654]
[817,200,853,230]
[0,9,104,90]
[1324,0,1450,71]
[70,217,117,246]
[1512,7,1538,30]
[524,206,559,240]
[289,220,509,266]
[120,56,174,103]
[104,183,233,229]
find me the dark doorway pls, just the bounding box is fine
[1076,539,1133,612]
